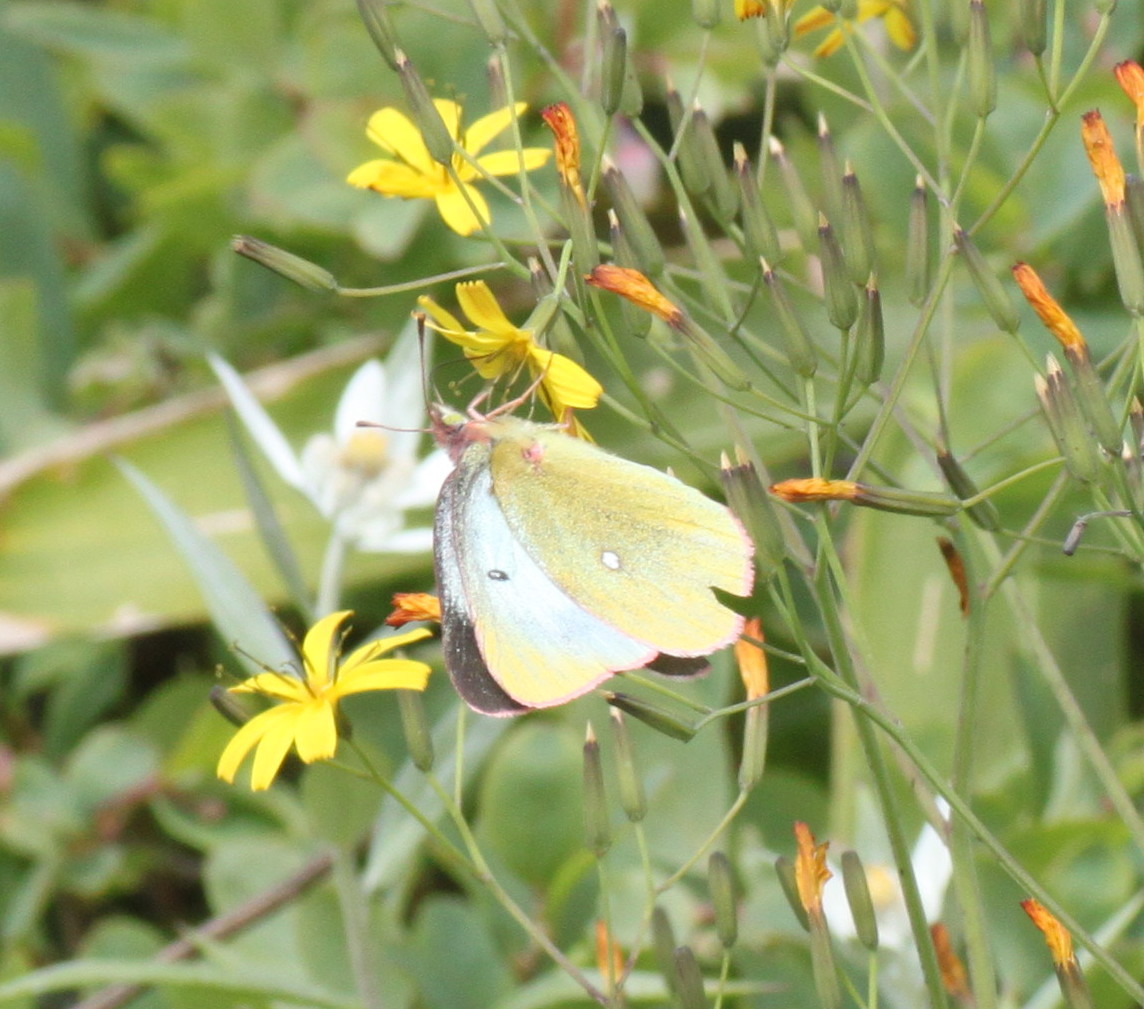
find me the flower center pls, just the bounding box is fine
[338,430,389,479]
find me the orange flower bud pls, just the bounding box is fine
[387,592,441,626]
[1021,899,1074,968]
[770,477,860,502]
[541,102,586,209]
[595,920,624,980]
[585,265,685,326]
[793,822,831,915]
[735,617,769,699]
[1081,110,1126,206]
[936,538,970,617]
[1012,262,1086,352]
[930,924,971,1001]
[1115,60,1144,127]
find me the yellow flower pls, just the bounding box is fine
[347,100,551,236]
[217,611,431,791]
[794,0,916,58]
[418,281,602,437]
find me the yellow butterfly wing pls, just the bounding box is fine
[436,441,658,709]
[486,417,754,657]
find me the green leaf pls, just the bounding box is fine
[116,458,293,673]
[474,722,584,889]
[409,898,513,1009]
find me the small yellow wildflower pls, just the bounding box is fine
[794,0,916,58]
[347,100,551,236]
[419,281,602,437]
[217,611,431,791]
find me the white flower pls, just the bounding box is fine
[209,324,450,552]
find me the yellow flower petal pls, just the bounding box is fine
[250,707,303,790]
[884,6,915,48]
[340,626,432,672]
[457,281,518,335]
[229,671,309,703]
[814,28,845,57]
[292,700,339,763]
[302,610,353,691]
[347,159,442,198]
[435,182,490,236]
[529,348,603,410]
[334,658,433,696]
[432,99,464,144]
[462,102,527,155]
[471,148,552,179]
[418,295,467,336]
[217,706,282,783]
[794,6,835,34]
[365,108,435,174]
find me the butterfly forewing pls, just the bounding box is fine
[487,419,754,656]
[441,446,657,708]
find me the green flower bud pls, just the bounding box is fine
[762,258,817,377]
[609,708,647,822]
[816,113,844,226]
[1063,342,1123,456]
[762,0,789,57]
[769,135,817,249]
[608,211,652,338]
[936,448,1002,531]
[232,236,338,292]
[600,24,628,116]
[854,275,884,386]
[693,105,738,224]
[691,0,721,29]
[604,692,700,741]
[668,87,711,200]
[720,448,786,583]
[840,163,875,284]
[651,907,679,996]
[354,0,400,70]
[817,215,858,330]
[582,723,611,857]
[672,946,709,1009]
[708,852,739,948]
[603,157,665,277]
[840,851,879,951]
[968,0,996,117]
[1036,356,1102,484]
[1021,0,1047,55]
[808,912,841,1009]
[906,176,932,306]
[953,226,1020,333]
[774,855,809,930]
[396,51,454,165]
[1107,202,1144,316]
[468,0,508,43]
[734,142,781,262]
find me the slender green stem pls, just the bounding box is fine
[337,262,506,297]
[316,530,348,616]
